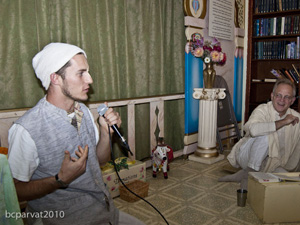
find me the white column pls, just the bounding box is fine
[189,88,226,164]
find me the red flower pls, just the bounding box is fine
[213,46,222,52]
[203,46,212,51]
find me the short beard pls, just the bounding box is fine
[61,82,88,102]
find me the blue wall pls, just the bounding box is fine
[233,51,243,122]
[184,52,203,134]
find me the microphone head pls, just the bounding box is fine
[97,104,108,116]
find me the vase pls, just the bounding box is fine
[203,62,216,89]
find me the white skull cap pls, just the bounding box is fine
[32,42,87,90]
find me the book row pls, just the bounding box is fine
[254,38,300,59]
[253,15,300,36]
[270,64,300,83]
[252,64,300,83]
[254,0,300,13]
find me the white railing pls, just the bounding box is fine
[0,94,185,166]
[88,94,185,167]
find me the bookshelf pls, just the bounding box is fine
[245,0,300,120]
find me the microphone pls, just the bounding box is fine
[97,104,133,156]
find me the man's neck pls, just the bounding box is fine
[278,110,288,118]
[46,92,75,114]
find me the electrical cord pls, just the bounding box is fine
[107,124,169,225]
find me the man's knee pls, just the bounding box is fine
[238,136,269,170]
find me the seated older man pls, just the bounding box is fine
[219,78,300,189]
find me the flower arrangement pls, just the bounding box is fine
[189,33,226,65]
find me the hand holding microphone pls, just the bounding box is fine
[97,104,133,156]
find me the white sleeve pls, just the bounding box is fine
[8,124,39,182]
[248,122,276,137]
[87,109,99,144]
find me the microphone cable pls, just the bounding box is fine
[107,124,169,225]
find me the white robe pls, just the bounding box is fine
[227,101,300,172]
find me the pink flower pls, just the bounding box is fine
[107,176,111,181]
[193,47,204,57]
[210,51,220,62]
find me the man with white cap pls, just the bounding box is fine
[8,42,145,225]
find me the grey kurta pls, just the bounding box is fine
[15,97,119,225]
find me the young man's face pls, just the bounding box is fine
[61,54,93,101]
[271,83,295,117]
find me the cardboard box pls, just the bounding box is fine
[101,160,146,198]
[248,173,300,224]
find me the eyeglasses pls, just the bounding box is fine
[274,93,294,101]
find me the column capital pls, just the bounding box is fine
[193,88,226,100]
